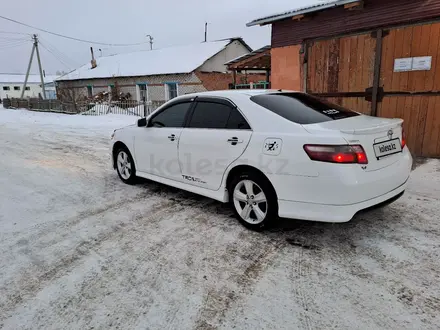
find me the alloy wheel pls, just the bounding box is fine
[233,179,268,224]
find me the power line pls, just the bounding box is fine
[39,42,75,70]
[0,36,30,41]
[0,31,31,36]
[0,14,148,47]
[39,37,79,67]
[0,41,28,52]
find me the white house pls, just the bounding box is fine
[0,74,58,100]
[55,38,259,105]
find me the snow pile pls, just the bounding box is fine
[0,108,139,134]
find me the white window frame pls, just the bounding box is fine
[136,83,149,102]
[164,82,179,101]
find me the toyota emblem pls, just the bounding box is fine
[387,130,393,140]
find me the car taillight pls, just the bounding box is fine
[401,126,406,149]
[304,144,368,164]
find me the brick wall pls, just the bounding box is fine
[195,71,268,91]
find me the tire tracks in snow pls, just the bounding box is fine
[0,195,177,322]
[193,238,287,330]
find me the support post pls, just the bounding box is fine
[232,69,237,88]
[303,42,308,92]
[21,42,36,98]
[33,34,46,99]
[371,29,383,117]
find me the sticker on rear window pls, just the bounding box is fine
[322,109,339,115]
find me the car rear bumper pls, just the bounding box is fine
[278,177,408,222]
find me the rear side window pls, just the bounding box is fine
[188,101,251,129]
[250,93,359,124]
[226,109,251,130]
[189,102,231,129]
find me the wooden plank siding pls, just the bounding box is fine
[305,21,440,157]
[308,33,376,115]
[379,22,440,156]
[272,0,440,48]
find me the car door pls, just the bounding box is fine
[178,98,252,190]
[134,101,193,181]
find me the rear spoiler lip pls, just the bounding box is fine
[339,118,403,135]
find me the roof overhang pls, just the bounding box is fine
[226,46,271,70]
[246,0,360,26]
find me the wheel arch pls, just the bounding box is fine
[112,141,132,169]
[225,164,278,200]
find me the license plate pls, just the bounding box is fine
[373,138,402,159]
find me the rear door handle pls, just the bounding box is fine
[168,134,177,141]
[227,137,243,146]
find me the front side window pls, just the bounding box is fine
[166,83,178,100]
[189,102,231,129]
[149,102,191,128]
[14,86,20,91]
[3,86,10,91]
[250,93,359,125]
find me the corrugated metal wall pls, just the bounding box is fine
[272,0,440,47]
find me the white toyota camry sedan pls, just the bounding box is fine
[111,90,412,230]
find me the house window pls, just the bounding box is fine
[2,86,10,91]
[14,86,20,91]
[137,84,148,102]
[25,87,30,91]
[87,86,93,98]
[108,85,115,100]
[165,82,178,100]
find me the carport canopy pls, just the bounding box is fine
[226,46,271,86]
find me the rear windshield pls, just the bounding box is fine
[250,93,359,125]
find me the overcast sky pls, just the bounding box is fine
[0,0,322,75]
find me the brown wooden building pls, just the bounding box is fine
[248,0,440,157]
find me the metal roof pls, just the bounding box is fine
[246,0,359,26]
[225,45,271,66]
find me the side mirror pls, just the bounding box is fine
[137,118,147,127]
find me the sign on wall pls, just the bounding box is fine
[394,58,413,72]
[412,56,432,71]
[394,56,432,72]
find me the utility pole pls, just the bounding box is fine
[21,39,36,98]
[146,35,153,50]
[21,34,46,99]
[34,35,46,99]
[204,22,208,42]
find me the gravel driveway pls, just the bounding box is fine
[1,109,439,330]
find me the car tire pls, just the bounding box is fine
[229,171,278,231]
[115,147,137,184]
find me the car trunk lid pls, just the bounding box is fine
[302,116,404,171]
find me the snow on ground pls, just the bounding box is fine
[0,108,439,330]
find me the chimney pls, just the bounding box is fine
[90,47,97,69]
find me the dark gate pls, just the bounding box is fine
[306,32,377,115]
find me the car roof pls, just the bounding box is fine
[178,89,301,99]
